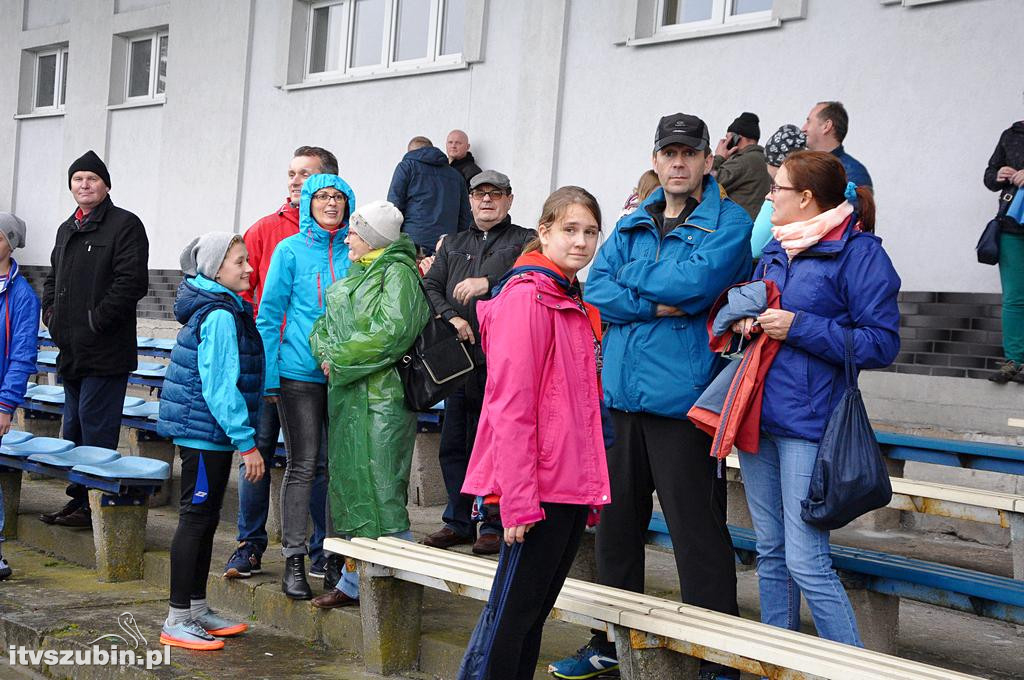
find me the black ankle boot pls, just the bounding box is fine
[282,555,312,600]
[323,554,344,592]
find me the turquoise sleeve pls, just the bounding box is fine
[750,199,775,259]
[198,309,257,452]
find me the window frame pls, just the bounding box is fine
[303,0,463,84]
[124,29,168,102]
[31,45,69,114]
[655,0,773,34]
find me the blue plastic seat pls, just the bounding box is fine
[136,337,155,347]
[133,363,167,378]
[149,338,176,351]
[37,350,59,366]
[38,328,51,340]
[122,396,146,409]
[123,401,160,419]
[0,437,75,459]
[28,445,120,469]
[73,456,170,481]
[29,385,65,404]
[1,430,34,446]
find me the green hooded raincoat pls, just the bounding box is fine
[309,234,430,538]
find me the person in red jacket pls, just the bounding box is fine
[223,146,338,582]
[458,186,611,680]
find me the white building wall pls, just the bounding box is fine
[1,0,1022,290]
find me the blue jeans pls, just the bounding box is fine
[337,530,414,599]
[738,432,863,647]
[236,403,327,563]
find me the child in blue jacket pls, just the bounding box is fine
[157,233,265,650]
[0,213,41,581]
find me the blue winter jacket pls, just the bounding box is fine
[585,178,753,419]
[832,145,873,189]
[386,146,471,252]
[257,174,355,390]
[0,259,40,415]
[158,275,263,451]
[756,220,900,443]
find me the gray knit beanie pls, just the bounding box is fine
[0,213,26,250]
[180,232,242,279]
[350,200,404,250]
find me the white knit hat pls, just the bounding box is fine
[350,200,403,249]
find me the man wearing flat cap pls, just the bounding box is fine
[39,150,150,528]
[420,169,535,556]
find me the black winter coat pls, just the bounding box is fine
[42,196,149,379]
[422,216,535,363]
[451,152,483,187]
[984,122,1024,192]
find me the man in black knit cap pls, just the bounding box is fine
[39,150,150,527]
[713,111,772,220]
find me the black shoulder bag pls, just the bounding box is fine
[977,187,1018,265]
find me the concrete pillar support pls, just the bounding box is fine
[612,625,698,680]
[0,470,22,540]
[409,432,446,507]
[357,562,423,675]
[88,489,148,582]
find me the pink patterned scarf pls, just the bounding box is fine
[771,201,854,259]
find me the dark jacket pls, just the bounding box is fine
[422,216,535,363]
[713,144,772,220]
[756,219,900,442]
[42,195,149,379]
[0,259,40,414]
[584,178,753,419]
[984,122,1024,192]
[158,277,264,448]
[451,152,483,187]
[387,146,472,253]
[832,145,872,189]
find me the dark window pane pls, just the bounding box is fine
[157,35,167,94]
[128,38,152,97]
[440,0,464,56]
[394,0,430,62]
[35,53,56,108]
[350,0,385,68]
[309,6,330,73]
[59,50,68,105]
[732,0,772,14]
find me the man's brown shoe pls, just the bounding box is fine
[421,527,473,549]
[472,533,501,555]
[311,589,359,609]
[52,507,92,528]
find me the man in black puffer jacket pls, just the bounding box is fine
[421,170,535,556]
[39,150,149,527]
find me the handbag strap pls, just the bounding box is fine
[844,329,857,386]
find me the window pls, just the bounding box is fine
[126,30,168,100]
[32,45,68,113]
[658,0,772,30]
[305,0,464,81]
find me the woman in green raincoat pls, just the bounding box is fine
[308,200,429,608]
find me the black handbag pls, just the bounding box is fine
[397,279,475,412]
[977,188,1018,265]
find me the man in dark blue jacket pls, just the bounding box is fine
[802,101,873,190]
[550,113,751,680]
[387,137,472,255]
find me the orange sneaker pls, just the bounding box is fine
[159,621,225,651]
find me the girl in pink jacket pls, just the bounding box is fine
[459,186,611,680]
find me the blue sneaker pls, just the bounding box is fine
[223,542,261,579]
[159,620,224,651]
[548,635,619,679]
[309,554,327,579]
[194,609,248,637]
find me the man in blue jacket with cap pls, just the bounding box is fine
[550,113,752,680]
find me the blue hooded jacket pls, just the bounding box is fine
[158,275,263,451]
[0,259,40,415]
[386,146,471,252]
[584,177,753,419]
[257,174,355,390]
[756,220,900,442]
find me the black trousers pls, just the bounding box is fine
[61,373,129,508]
[486,503,588,680]
[595,409,738,615]
[169,447,233,609]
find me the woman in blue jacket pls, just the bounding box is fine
[0,213,40,581]
[157,233,265,650]
[256,173,354,599]
[730,151,900,647]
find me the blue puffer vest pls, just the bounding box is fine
[157,278,264,446]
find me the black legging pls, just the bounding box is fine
[169,447,233,609]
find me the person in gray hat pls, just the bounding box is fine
[0,212,41,581]
[420,170,535,556]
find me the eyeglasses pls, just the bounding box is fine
[469,189,507,200]
[312,192,346,203]
[769,183,798,195]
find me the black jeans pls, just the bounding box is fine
[439,371,500,537]
[61,373,129,509]
[596,409,738,612]
[486,503,588,680]
[277,378,328,558]
[170,447,233,609]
